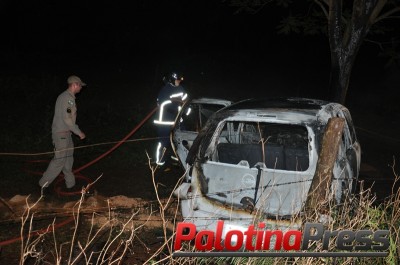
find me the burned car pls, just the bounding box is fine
[173,97,361,235]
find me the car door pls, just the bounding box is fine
[171,98,231,170]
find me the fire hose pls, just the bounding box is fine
[0,106,159,247]
[22,106,159,196]
[56,106,159,196]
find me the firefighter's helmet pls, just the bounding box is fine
[163,72,184,85]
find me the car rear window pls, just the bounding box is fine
[217,121,309,171]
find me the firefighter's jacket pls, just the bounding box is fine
[154,83,187,126]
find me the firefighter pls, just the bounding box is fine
[154,72,188,165]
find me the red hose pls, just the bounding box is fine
[73,106,158,173]
[22,160,92,196]
[0,216,75,247]
[54,174,93,196]
[56,106,158,196]
[0,107,159,247]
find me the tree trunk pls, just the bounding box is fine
[305,117,345,214]
[329,50,357,104]
[327,0,379,105]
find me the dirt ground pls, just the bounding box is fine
[0,165,183,264]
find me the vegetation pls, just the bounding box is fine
[0,159,397,264]
[224,0,400,104]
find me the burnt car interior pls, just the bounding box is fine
[214,121,310,171]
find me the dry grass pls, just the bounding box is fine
[152,161,400,265]
[8,157,399,264]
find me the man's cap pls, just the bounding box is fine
[67,75,86,86]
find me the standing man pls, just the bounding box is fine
[153,72,188,166]
[39,75,86,191]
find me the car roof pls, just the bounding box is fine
[222,97,332,112]
[215,97,344,121]
[186,97,348,165]
[190,97,232,106]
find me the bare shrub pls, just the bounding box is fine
[16,177,148,265]
[13,156,399,265]
[150,160,400,265]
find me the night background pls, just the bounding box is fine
[0,0,400,263]
[1,1,399,203]
[2,0,399,101]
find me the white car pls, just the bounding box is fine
[172,97,361,236]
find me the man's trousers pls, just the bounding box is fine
[39,132,75,188]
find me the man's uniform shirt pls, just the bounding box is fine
[52,90,82,135]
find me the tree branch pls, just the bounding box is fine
[343,0,378,52]
[370,0,388,24]
[374,5,400,23]
[314,0,329,19]
[352,0,365,17]
[363,38,385,51]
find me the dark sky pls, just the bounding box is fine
[0,0,399,187]
[1,1,280,59]
[0,0,397,102]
